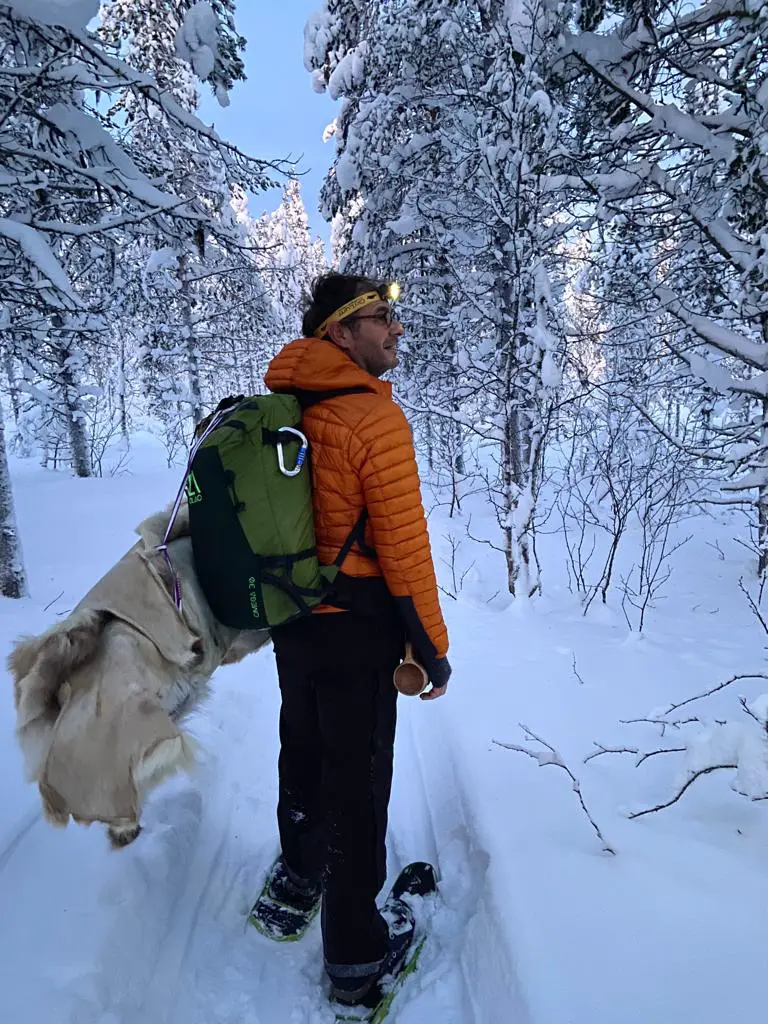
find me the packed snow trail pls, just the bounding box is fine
[79,654,524,1024]
[0,645,521,1024]
[0,806,40,874]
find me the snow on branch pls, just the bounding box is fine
[594,681,768,820]
[65,22,287,185]
[565,0,749,79]
[175,4,219,89]
[494,725,616,854]
[653,287,768,372]
[0,8,292,321]
[564,37,734,162]
[0,218,83,308]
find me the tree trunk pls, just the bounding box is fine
[118,331,129,443]
[426,414,436,474]
[3,349,21,424]
[179,254,203,427]
[759,396,768,578]
[453,419,465,477]
[0,400,27,597]
[58,341,92,478]
[501,430,517,597]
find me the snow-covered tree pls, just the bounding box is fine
[100,0,246,109]
[253,179,327,344]
[0,0,286,591]
[98,0,271,446]
[307,0,573,595]
[564,0,768,570]
[306,0,469,483]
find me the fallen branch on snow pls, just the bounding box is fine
[494,725,616,855]
[628,765,738,819]
[660,674,768,717]
[619,715,721,734]
[585,742,685,767]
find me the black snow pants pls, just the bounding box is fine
[270,597,404,977]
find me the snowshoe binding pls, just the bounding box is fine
[249,855,321,942]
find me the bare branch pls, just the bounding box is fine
[585,742,685,766]
[620,715,702,732]
[494,726,616,854]
[738,696,762,725]
[42,589,64,612]
[664,675,768,716]
[629,765,737,819]
[738,577,768,637]
[571,653,586,686]
[584,743,640,763]
[635,747,687,766]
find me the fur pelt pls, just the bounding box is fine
[8,503,270,847]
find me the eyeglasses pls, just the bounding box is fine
[344,309,400,328]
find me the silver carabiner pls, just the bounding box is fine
[276,426,309,477]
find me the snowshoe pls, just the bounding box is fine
[332,861,438,1023]
[248,855,321,942]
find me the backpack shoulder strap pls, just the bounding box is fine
[193,393,246,439]
[292,387,371,410]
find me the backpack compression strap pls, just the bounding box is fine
[333,508,372,565]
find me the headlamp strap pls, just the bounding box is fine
[314,291,382,339]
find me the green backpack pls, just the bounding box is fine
[162,391,368,630]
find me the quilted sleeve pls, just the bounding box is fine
[351,401,450,687]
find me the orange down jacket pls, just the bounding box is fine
[264,338,450,686]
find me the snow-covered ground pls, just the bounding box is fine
[2,440,767,1024]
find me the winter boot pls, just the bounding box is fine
[249,855,321,941]
[331,862,438,1020]
[329,897,416,1006]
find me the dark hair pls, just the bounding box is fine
[302,272,380,338]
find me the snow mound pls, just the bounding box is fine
[175,2,219,84]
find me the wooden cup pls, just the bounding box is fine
[393,643,429,696]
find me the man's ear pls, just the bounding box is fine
[326,321,353,352]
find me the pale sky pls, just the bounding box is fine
[198,2,338,244]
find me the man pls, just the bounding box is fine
[262,273,451,1005]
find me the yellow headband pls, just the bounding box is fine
[314,291,382,339]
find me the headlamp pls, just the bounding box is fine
[314,281,402,339]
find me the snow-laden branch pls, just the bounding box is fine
[596,684,768,820]
[564,45,734,163]
[0,218,83,308]
[654,287,768,372]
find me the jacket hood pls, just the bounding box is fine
[265,338,392,400]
